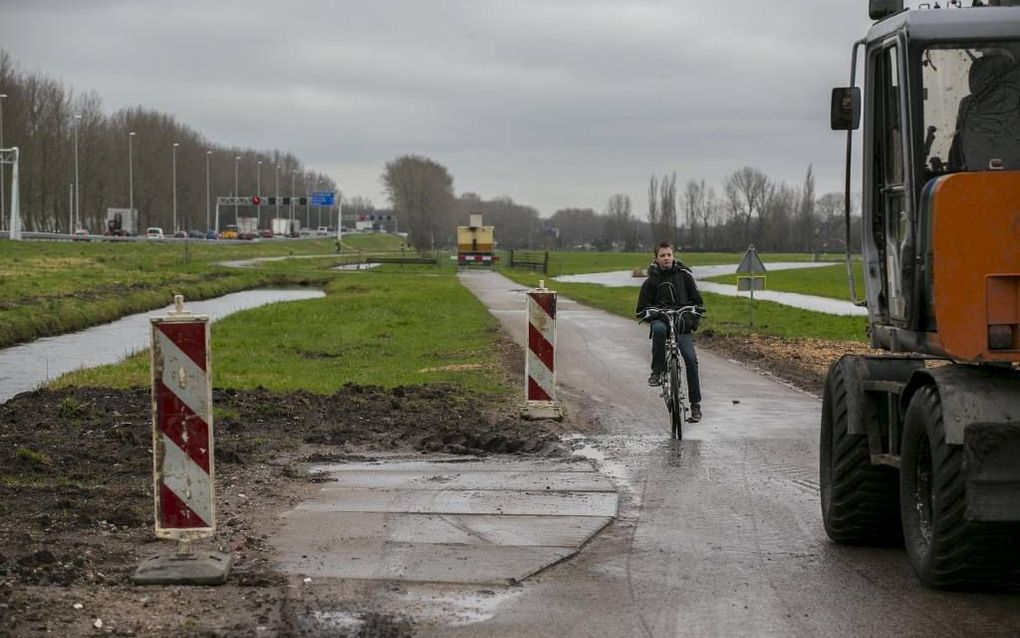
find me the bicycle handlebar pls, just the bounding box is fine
[637,305,705,323]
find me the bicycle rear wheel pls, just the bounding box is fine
[668,357,683,440]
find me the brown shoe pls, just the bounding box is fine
[689,403,702,422]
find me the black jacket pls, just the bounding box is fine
[636,262,703,331]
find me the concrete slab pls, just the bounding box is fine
[272,456,620,585]
[277,512,613,546]
[314,469,616,492]
[279,541,572,585]
[296,488,619,517]
[308,457,598,474]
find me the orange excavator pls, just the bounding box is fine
[823,0,1020,589]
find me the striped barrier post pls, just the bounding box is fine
[134,295,232,585]
[522,280,564,420]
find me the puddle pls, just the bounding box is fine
[0,288,324,403]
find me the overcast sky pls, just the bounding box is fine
[1,1,915,218]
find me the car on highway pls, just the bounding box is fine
[219,224,238,240]
[316,226,329,236]
[205,229,218,240]
[259,229,273,239]
[145,227,164,239]
[71,228,90,241]
[172,230,188,239]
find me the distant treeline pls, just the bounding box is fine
[0,50,336,234]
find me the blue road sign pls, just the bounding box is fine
[310,191,335,207]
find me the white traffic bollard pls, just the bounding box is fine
[522,280,563,420]
[134,295,232,585]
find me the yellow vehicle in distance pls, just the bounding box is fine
[219,224,238,240]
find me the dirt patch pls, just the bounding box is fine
[0,331,849,636]
[698,331,875,395]
[0,383,571,637]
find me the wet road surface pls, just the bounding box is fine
[295,272,1020,636]
[453,272,1019,636]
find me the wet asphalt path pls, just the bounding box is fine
[419,271,1020,637]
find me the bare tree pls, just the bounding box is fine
[795,164,816,251]
[724,166,773,247]
[603,194,635,251]
[382,154,454,251]
[659,172,678,246]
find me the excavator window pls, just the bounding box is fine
[923,42,1020,174]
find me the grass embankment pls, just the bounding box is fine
[55,270,511,394]
[0,234,405,348]
[498,250,841,276]
[704,261,864,301]
[497,254,868,342]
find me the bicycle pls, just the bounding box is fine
[639,305,704,440]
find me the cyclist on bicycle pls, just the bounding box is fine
[636,241,704,422]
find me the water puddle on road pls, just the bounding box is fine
[0,288,324,403]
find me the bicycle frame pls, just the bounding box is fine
[642,305,700,439]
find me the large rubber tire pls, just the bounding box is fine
[820,358,902,546]
[668,358,683,440]
[900,385,1020,589]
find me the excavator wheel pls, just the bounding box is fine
[900,385,1020,589]
[820,357,903,546]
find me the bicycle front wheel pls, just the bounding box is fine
[668,357,683,440]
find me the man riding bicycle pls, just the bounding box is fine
[636,242,704,422]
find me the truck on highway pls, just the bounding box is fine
[104,207,137,236]
[823,0,1020,589]
[271,217,300,238]
[237,216,258,240]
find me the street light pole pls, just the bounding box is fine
[73,114,82,231]
[0,93,7,232]
[290,170,296,222]
[234,155,240,224]
[205,150,212,233]
[275,164,280,219]
[128,131,135,213]
[256,160,262,229]
[172,142,179,233]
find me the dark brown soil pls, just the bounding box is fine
[0,333,852,637]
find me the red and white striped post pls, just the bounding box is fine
[522,280,563,420]
[134,295,232,585]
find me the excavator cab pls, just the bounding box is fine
[821,0,1020,590]
[833,1,1020,361]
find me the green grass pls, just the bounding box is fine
[704,262,864,301]
[0,234,404,348]
[53,270,512,394]
[495,250,841,277]
[497,267,868,342]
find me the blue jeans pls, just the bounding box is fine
[650,319,701,404]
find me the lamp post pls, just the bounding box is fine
[256,160,262,228]
[205,150,212,233]
[73,114,82,231]
[275,164,280,219]
[290,169,296,222]
[0,93,7,231]
[128,131,135,213]
[172,142,179,233]
[234,155,240,224]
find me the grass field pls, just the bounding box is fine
[495,249,843,277]
[5,239,871,397]
[53,268,512,394]
[497,264,869,342]
[704,261,864,301]
[0,234,405,348]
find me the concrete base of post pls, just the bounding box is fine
[132,550,233,586]
[520,400,564,421]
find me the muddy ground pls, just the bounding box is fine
[0,334,865,637]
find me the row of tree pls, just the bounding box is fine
[0,50,336,234]
[382,153,859,254]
